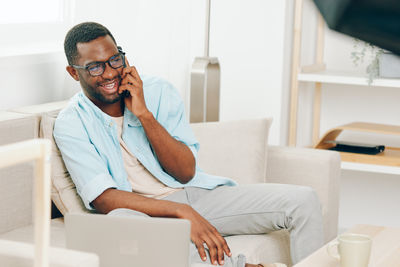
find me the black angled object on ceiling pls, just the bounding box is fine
[313,0,400,55]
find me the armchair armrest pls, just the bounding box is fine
[266,146,341,242]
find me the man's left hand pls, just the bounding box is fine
[118,62,149,118]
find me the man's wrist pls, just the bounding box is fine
[174,203,190,218]
[136,109,153,122]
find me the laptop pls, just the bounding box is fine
[65,213,191,267]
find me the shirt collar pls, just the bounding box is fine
[78,91,142,127]
[78,92,112,126]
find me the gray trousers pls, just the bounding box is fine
[108,184,324,266]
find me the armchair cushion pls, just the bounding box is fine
[40,111,89,215]
[266,145,341,242]
[190,118,272,184]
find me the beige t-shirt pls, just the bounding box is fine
[111,116,182,199]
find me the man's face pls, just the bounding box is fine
[72,35,123,105]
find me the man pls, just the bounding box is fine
[54,22,324,267]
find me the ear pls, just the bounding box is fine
[66,66,80,81]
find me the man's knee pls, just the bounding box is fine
[107,208,150,217]
[292,186,321,211]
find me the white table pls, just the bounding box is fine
[294,225,400,267]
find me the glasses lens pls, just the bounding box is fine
[87,63,104,76]
[109,54,124,69]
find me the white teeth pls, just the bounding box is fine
[105,83,115,89]
[102,81,117,90]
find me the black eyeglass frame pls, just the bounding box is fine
[71,46,126,77]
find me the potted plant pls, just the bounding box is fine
[350,39,383,84]
[351,39,400,84]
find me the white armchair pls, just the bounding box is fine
[0,102,341,267]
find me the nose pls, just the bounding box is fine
[101,62,119,79]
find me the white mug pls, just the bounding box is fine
[327,233,372,267]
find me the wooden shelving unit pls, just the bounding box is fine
[288,0,400,174]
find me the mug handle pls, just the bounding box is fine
[326,240,340,260]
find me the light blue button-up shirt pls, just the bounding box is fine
[54,76,236,210]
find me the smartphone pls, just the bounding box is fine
[117,46,130,97]
[117,46,127,68]
[326,140,385,155]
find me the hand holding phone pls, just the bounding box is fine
[117,47,148,118]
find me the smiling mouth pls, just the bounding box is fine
[98,79,119,94]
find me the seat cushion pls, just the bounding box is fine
[0,218,66,248]
[0,238,99,267]
[190,118,272,184]
[40,111,89,215]
[226,230,291,266]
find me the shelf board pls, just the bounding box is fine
[341,161,400,175]
[339,146,400,165]
[298,70,400,88]
[314,147,400,174]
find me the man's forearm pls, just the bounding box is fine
[92,188,187,216]
[137,111,195,183]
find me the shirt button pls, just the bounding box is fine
[109,122,113,127]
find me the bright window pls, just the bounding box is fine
[0,0,73,56]
[0,0,64,24]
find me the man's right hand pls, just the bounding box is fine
[177,204,232,266]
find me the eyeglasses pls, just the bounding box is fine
[72,52,125,77]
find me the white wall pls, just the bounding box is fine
[209,0,291,145]
[339,170,400,232]
[1,0,292,145]
[0,51,72,110]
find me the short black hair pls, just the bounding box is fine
[64,22,117,65]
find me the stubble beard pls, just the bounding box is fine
[80,75,122,104]
[86,85,122,104]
